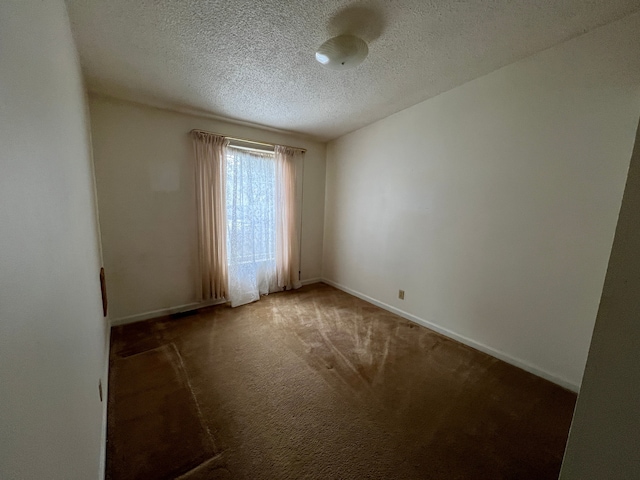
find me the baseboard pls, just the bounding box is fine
[110,282,322,326]
[321,278,579,393]
[110,298,226,327]
[107,278,577,390]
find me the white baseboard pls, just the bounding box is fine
[110,298,226,327]
[321,278,579,393]
[108,277,578,391]
[110,281,321,327]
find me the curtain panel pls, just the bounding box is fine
[226,147,278,307]
[275,145,304,290]
[192,131,229,301]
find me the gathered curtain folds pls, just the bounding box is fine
[192,131,229,301]
[275,145,303,290]
[192,131,303,306]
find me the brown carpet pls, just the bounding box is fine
[107,283,576,480]
[106,344,220,480]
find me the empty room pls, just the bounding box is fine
[2,0,640,479]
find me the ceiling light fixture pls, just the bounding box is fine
[315,35,368,70]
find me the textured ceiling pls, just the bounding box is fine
[66,0,640,141]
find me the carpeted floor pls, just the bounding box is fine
[107,283,576,480]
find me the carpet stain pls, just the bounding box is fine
[107,283,576,479]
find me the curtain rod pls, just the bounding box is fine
[190,129,307,153]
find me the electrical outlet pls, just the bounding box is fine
[398,290,405,300]
[99,379,103,402]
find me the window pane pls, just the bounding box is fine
[226,148,276,266]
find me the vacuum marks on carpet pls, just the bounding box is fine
[107,284,577,479]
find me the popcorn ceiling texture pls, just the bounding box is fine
[66,0,640,141]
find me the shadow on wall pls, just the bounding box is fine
[327,3,387,43]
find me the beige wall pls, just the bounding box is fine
[0,1,109,479]
[323,12,640,390]
[559,115,640,479]
[89,95,326,322]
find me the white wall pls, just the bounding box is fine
[559,115,640,479]
[89,95,326,322]
[323,12,640,390]
[0,2,109,479]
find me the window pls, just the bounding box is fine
[191,129,304,306]
[225,146,278,305]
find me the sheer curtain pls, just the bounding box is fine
[192,131,304,308]
[226,147,279,307]
[275,146,303,291]
[192,131,229,301]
